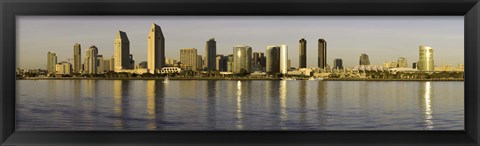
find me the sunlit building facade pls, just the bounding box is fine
[47,51,57,76]
[418,45,434,71]
[180,48,198,70]
[85,45,98,74]
[279,45,288,74]
[397,57,408,68]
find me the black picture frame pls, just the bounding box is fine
[1,0,479,145]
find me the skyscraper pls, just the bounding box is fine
[359,53,370,65]
[397,57,408,68]
[418,45,434,71]
[318,39,327,69]
[197,55,203,70]
[205,38,216,71]
[216,55,228,71]
[109,56,115,71]
[279,45,288,74]
[180,48,198,70]
[97,54,105,74]
[73,43,81,73]
[85,45,98,74]
[114,31,131,71]
[299,38,307,68]
[333,58,343,69]
[227,54,234,72]
[47,51,57,76]
[147,23,165,74]
[266,46,280,74]
[233,45,252,73]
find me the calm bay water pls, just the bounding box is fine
[16,80,464,130]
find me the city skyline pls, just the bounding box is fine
[17,16,463,69]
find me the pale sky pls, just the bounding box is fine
[17,16,464,69]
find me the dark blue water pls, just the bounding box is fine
[16,80,464,130]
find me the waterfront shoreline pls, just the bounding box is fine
[17,77,464,81]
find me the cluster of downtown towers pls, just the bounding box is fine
[45,23,435,76]
[45,23,330,75]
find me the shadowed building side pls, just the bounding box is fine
[318,39,327,69]
[299,38,307,68]
[205,38,216,71]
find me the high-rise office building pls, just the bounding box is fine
[197,55,203,70]
[216,55,228,71]
[318,39,327,69]
[397,57,408,68]
[114,31,131,71]
[279,45,288,74]
[233,45,252,73]
[266,46,280,74]
[47,51,57,75]
[205,38,216,71]
[73,43,81,73]
[109,56,115,71]
[359,53,370,65]
[252,52,265,71]
[103,60,111,72]
[333,58,343,69]
[418,45,434,71]
[97,54,105,74]
[147,23,165,73]
[85,45,98,74]
[227,54,234,72]
[180,48,198,70]
[299,38,307,68]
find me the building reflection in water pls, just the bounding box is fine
[235,80,243,129]
[317,81,328,127]
[420,81,434,130]
[145,80,165,130]
[112,80,131,129]
[298,80,307,123]
[279,80,288,129]
[206,81,217,129]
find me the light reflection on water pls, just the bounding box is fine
[16,80,464,130]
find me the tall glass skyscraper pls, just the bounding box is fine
[266,46,280,74]
[279,45,288,74]
[318,39,327,69]
[205,38,216,71]
[418,45,434,71]
[233,45,252,73]
[359,53,370,65]
[299,38,307,68]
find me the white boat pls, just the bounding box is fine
[163,76,169,83]
[309,77,324,81]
